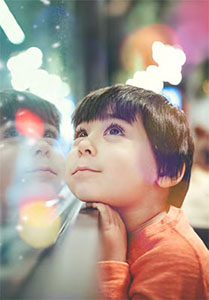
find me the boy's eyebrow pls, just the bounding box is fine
[76,115,135,127]
[102,115,134,125]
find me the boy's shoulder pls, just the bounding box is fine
[129,206,209,269]
[129,209,209,297]
[129,213,209,300]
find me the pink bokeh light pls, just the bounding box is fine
[175,0,209,66]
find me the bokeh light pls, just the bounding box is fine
[7,47,43,91]
[175,0,209,66]
[161,87,182,109]
[0,0,25,44]
[120,23,179,72]
[18,200,61,248]
[152,41,186,85]
[126,41,186,93]
[7,47,43,72]
[126,65,164,93]
[15,108,44,138]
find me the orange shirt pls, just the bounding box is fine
[99,206,209,299]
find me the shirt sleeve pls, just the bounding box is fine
[98,261,131,300]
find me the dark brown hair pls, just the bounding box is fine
[0,89,61,132]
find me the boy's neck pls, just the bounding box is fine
[116,189,170,243]
[128,208,169,243]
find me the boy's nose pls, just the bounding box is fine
[78,139,97,157]
[33,139,51,157]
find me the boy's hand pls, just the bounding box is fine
[86,203,127,262]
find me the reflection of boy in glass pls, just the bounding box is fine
[0,90,69,298]
[66,84,209,300]
[0,90,66,224]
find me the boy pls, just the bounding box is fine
[1,90,83,299]
[0,89,67,298]
[66,84,209,299]
[0,89,66,225]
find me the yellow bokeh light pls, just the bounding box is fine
[18,201,61,248]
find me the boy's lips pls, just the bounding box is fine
[27,168,57,175]
[72,167,101,175]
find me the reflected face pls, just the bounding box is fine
[0,121,65,197]
[66,117,158,208]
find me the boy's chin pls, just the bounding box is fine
[18,175,64,194]
[69,184,108,203]
[73,192,103,204]
[11,181,60,200]
[76,196,96,203]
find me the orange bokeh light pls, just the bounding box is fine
[120,23,179,72]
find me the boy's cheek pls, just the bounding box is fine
[0,148,18,193]
[65,159,74,184]
[66,151,76,172]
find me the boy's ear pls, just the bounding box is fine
[157,164,185,188]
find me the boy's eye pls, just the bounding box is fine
[74,128,88,139]
[104,123,125,136]
[44,129,58,139]
[3,127,20,139]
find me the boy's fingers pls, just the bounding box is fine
[96,203,124,231]
[87,202,111,227]
[96,203,111,226]
[85,202,93,208]
[85,202,125,231]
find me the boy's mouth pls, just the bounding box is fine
[27,168,57,176]
[72,167,101,175]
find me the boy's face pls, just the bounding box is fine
[66,117,158,208]
[0,121,65,198]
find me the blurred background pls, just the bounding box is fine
[0,1,208,297]
[1,0,208,106]
[0,0,208,251]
